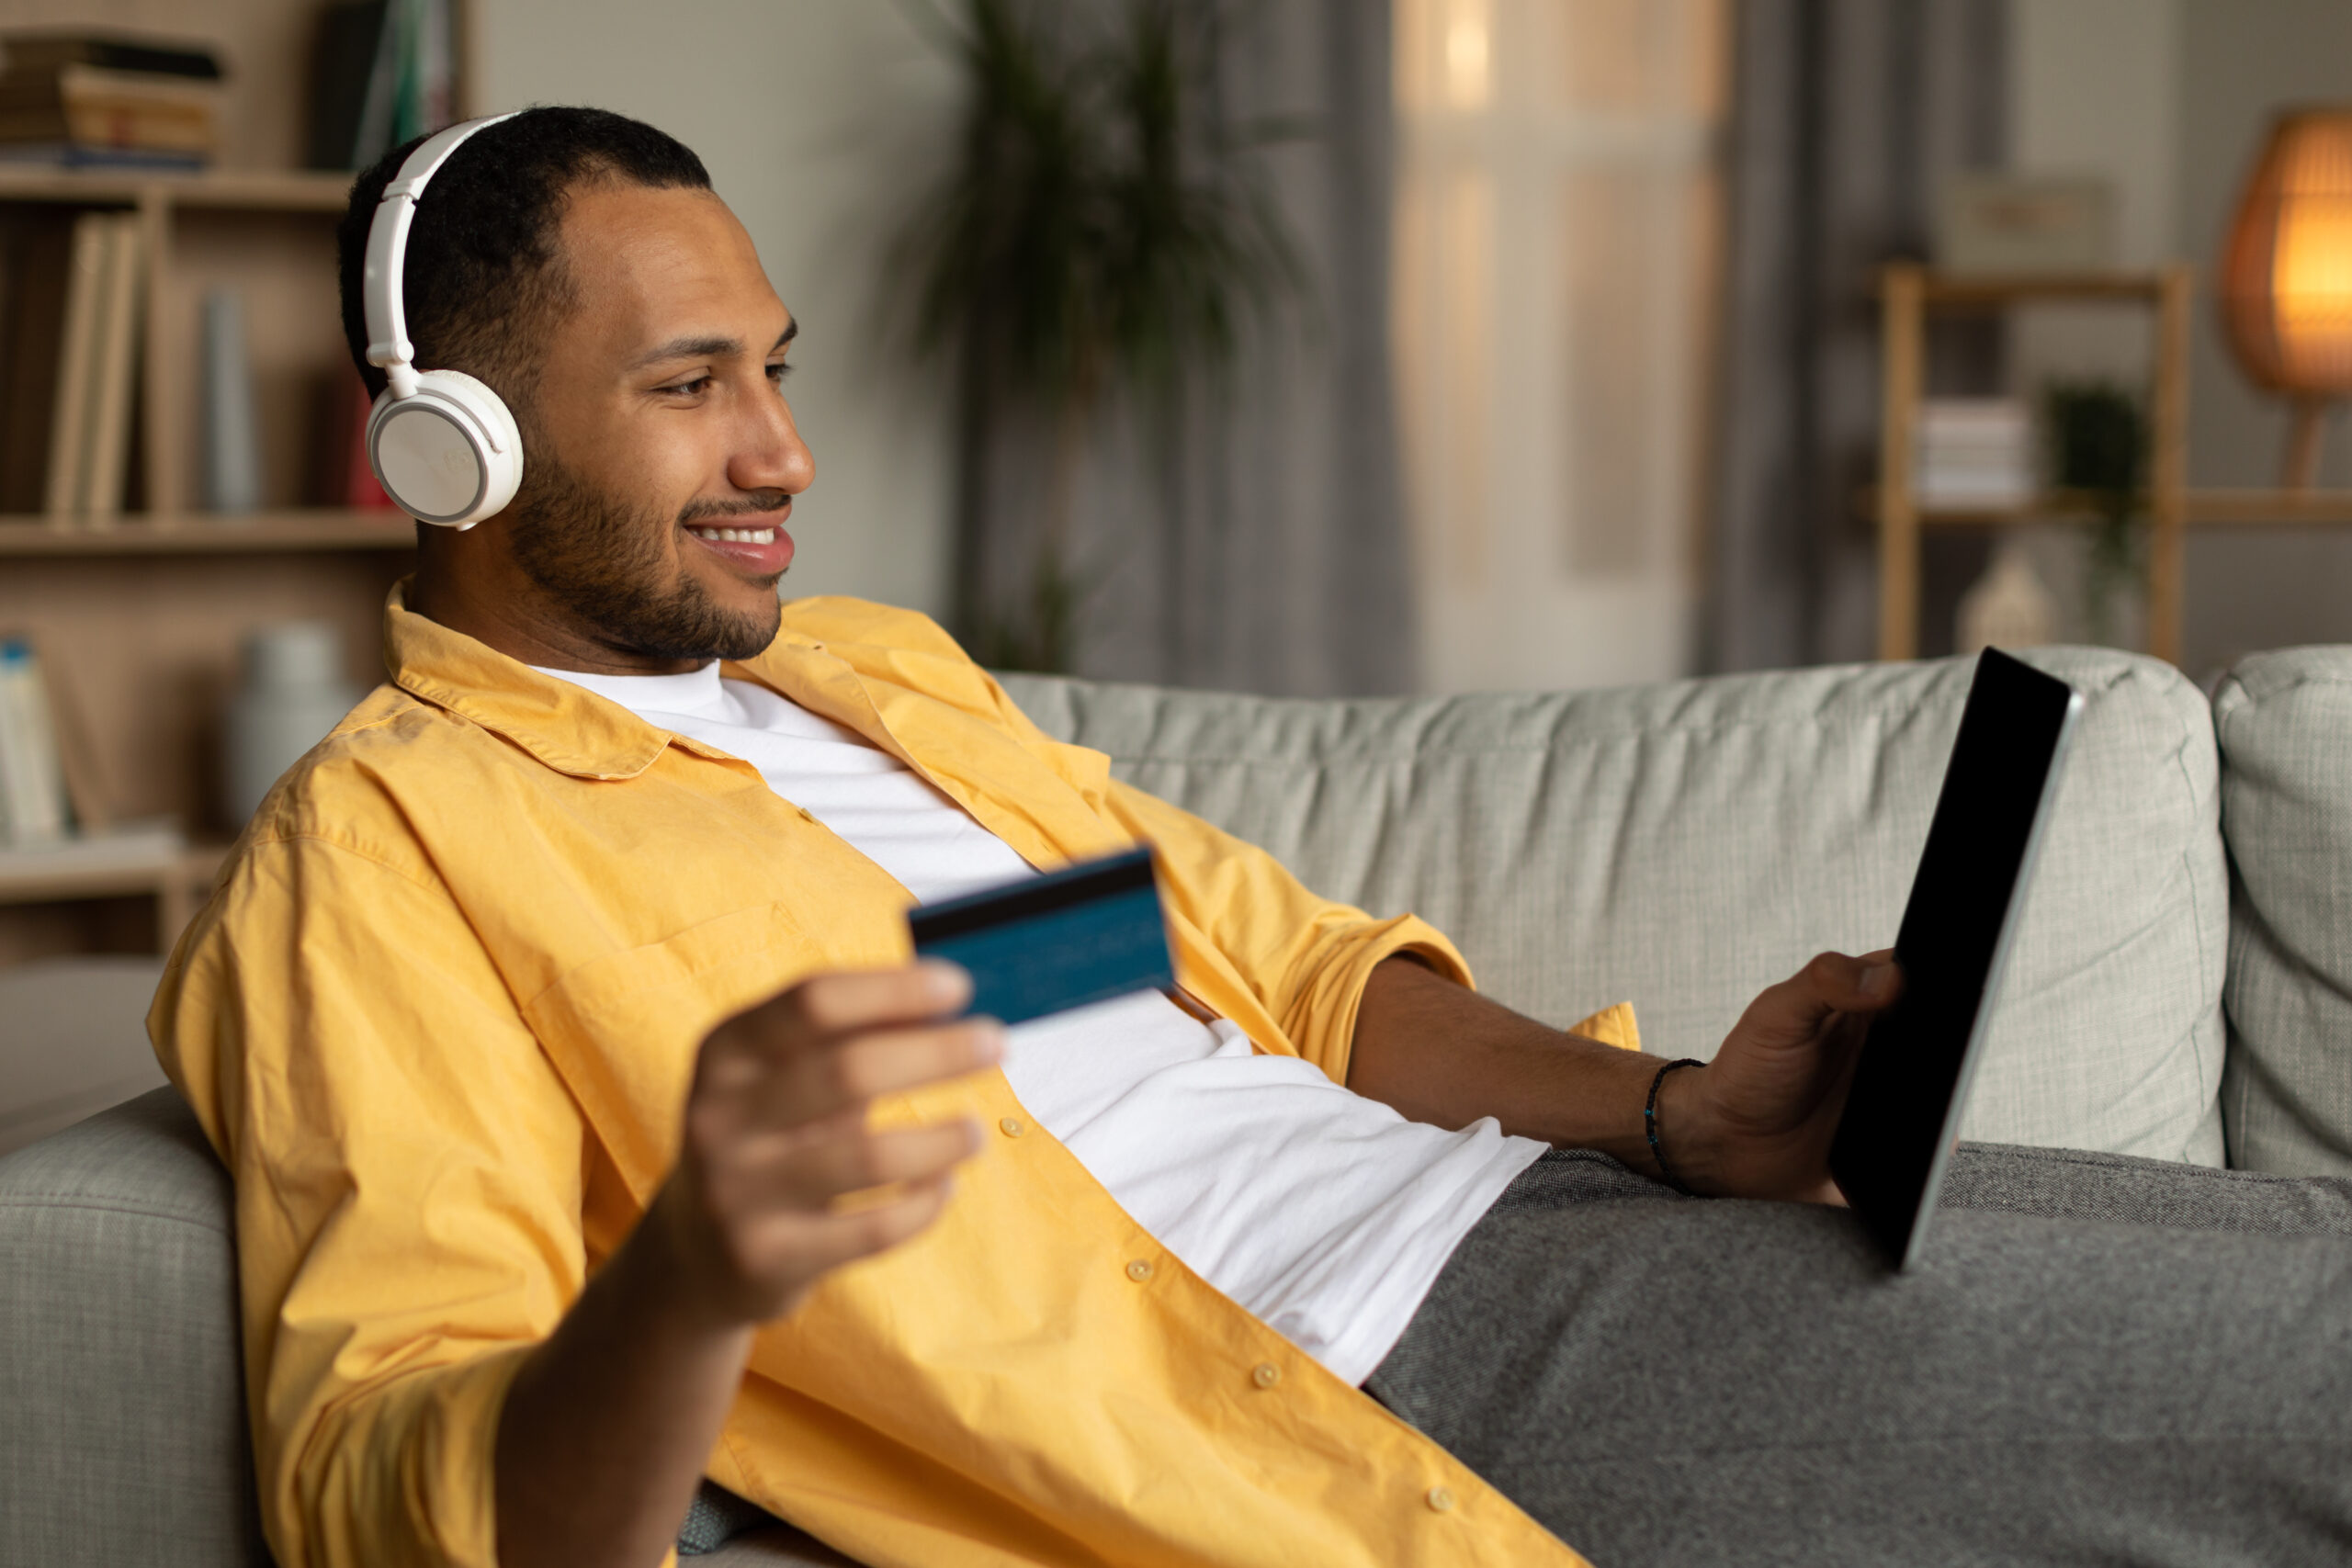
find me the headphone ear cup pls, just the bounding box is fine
[366,369,525,529]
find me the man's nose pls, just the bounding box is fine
[729,385,815,498]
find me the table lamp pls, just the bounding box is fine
[2220,107,2352,490]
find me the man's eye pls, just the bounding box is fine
[766,361,793,382]
[664,376,714,396]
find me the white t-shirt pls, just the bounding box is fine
[537,661,1546,1384]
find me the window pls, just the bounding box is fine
[1395,0,1727,691]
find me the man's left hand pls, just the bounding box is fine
[1657,950,1902,1203]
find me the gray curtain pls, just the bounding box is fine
[1704,0,2008,672]
[979,0,1413,696]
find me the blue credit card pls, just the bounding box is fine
[907,846,1175,1026]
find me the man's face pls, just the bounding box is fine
[503,181,813,663]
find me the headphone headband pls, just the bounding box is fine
[362,112,520,400]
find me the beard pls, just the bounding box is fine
[505,448,786,663]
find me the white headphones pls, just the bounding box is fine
[362,113,525,528]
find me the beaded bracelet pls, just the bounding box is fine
[1643,1057,1705,1195]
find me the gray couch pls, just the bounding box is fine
[6,646,2349,1567]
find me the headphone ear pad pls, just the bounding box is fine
[366,368,526,529]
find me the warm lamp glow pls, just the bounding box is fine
[1443,0,1490,109]
[2220,108,2352,486]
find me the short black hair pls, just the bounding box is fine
[336,106,711,406]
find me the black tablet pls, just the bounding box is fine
[1828,649,2083,1269]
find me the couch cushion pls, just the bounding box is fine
[1001,648,2227,1163]
[0,1087,270,1568]
[2214,648,2352,1175]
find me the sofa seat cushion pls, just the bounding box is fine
[2215,648,2352,1175]
[1002,649,2227,1163]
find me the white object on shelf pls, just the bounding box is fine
[0,638,70,843]
[1915,398,2034,509]
[199,286,263,515]
[1938,174,2117,276]
[0,818,185,880]
[224,622,361,826]
[1956,539,2059,653]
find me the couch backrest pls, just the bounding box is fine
[1002,647,2228,1163]
[2213,647,2352,1176]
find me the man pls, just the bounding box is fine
[152,107,2352,1568]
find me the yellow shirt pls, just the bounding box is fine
[152,587,1600,1568]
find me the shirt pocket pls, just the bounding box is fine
[521,898,911,1198]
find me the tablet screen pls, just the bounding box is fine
[1828,649,2081,1269]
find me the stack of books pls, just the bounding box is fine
[1913,399,2036,510]
[0,32,223,171]
[0,207,145,520]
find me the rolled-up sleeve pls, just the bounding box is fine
[152,833,585,1568]
[1099,777,1473,1087]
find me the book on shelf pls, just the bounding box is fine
[1913,398,2034,510]
[81,210,143,518]
[0,211,71,513]
[0,636,70,842]
[29,209,142,521]
[320,369,396,510]
[0,31,223,167]
[308,0,458,172]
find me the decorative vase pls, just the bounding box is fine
[223,622,361,826]
[199,287,263,515]
[1955,540,2059,653]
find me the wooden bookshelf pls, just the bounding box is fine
[0,0,474,968]
[0,175,409,964]
[0,837,232,955]
[0,510,416,556]
[1862,487,2352,529]
[0,165,350,213]
[1875,265,2192,662]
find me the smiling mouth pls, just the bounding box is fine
[685,524,779,544]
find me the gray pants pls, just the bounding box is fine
[1365,1144,2352,1567]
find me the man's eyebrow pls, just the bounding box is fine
[629,321,795,370]
[631,333,740,369]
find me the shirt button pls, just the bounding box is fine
[998,1116,1026,1138]
[1251,1362,1282,1390]
[1125,1259,1154,1282]
[1425,1485,1456,1513]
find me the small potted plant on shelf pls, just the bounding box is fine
[2044,379,2147,649]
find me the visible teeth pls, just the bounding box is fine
[691,525,775,545]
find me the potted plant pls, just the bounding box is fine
[889,0,1306,671]
[2043,379,2146,648]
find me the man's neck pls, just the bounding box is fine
[409,532,705,676]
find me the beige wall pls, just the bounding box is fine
[476,0,959,617]
[2174,0,2352,672]
[2007,0,2352,674]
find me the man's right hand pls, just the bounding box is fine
[646,961,1002,1327]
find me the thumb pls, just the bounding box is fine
[1836,949,1903,1011]
[1752,952,1900,1040]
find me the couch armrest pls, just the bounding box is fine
[0,1087,270,1567]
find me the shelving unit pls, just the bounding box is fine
[0,166,413,964]
[0,510,414,556]
[0,839,231,953]
[1874,263,2352,663]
